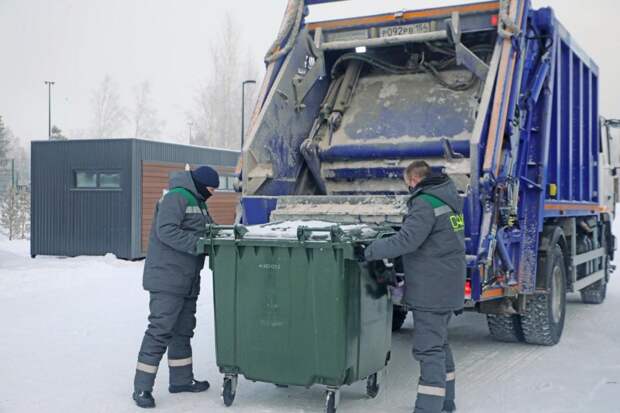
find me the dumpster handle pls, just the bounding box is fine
[297,225,345,242]
[376,230,395,239]
[206,224,248,240]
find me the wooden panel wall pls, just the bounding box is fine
[141,162,240,253]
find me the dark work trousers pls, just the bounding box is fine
[134,292,198,392]
[412,310,455,413]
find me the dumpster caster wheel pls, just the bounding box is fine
[325,388,340,413]
[221,375,237,407]
[366,373,379,398]
[274,384,288,388]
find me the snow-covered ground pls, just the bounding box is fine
[1,234,619,413]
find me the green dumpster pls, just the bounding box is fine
[198,222,394,413]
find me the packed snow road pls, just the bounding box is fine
[0,236,618,413]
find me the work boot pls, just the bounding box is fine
[132,390,155,408]
[169,379,210,393]
[443,400,456,412]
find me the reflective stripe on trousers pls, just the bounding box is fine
[134,293,198,392]
[136,361,158,374]
[445,369,456,405]
[412,310,453,413]
[418,384,446,397]
[168,357,192,367]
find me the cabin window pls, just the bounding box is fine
[74,170,121,190]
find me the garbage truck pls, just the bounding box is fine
[238,0,620,345]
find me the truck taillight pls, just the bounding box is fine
[465,280,472,299]
[491,14,499,26]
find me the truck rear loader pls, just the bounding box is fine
[238,0,620,345]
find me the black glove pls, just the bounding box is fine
[365,283,388,299]
[370,259,397,286]
[354,244,367,262]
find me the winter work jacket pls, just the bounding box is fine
[365,174,466,311]
[143,171,213,297]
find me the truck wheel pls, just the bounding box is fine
[487,314,524,342]
[521,245,566,346]
[392,307,408,331]
[580,257,609,304]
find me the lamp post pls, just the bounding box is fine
[44,81,55,139]
[187,121,194,145]
[241,80,256,150]
[10,158,15,188]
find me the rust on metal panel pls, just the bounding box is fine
[544,203,608,213]
[483,0,524,175]
[307,2,500,32]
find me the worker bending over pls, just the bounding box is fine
[364,161,466,413]
[132,166,219,408]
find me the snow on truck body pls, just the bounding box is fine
[237,0,620,344]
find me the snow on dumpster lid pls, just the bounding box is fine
[213,220,381,241]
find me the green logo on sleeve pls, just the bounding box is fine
[450,213,465,232]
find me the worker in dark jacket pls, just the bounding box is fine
[132,166,219,409]
[364,161,466,413]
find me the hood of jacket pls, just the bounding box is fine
[168,171,204,201]
[411,173,462,213]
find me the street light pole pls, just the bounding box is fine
[187,121,194,145]
[241,80,256,150]
[10,158,15,189]
[44,81,55,139]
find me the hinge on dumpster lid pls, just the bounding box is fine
[270,195,409,225]
[203,221,389,243]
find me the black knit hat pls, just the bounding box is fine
[191,166,220,189]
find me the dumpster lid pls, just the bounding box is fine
[212,220,385,242]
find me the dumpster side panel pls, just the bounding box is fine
[211,242,240,372]
[356,260,393,380]
[232,243,349,387]
[210,237,392,388]
[308,247,350,385]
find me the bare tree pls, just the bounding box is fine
[0,186,30,240]
[0,116,11,163]
[51,125,67,140]
[9,142,29,186]
[0,117,15,193]
[132,81,164,139]
[0,187,19,240]
[91,75,127,138]
[16,188,30,239]
[191,14,261,149]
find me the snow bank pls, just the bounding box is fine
[0,222,618,413]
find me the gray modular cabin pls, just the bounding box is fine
[31,139,239,260]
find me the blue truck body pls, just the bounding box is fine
[239,0,619,343]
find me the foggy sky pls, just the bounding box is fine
[1,0,619,146]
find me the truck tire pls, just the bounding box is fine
[521,245,566,346]
[580,280,607,304]
[487,314,524,342]
[580,257,609,304]
[392,307,408,331]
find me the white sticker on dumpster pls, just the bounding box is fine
[258,264,281,270]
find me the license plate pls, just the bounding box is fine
[379,22,431,38]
